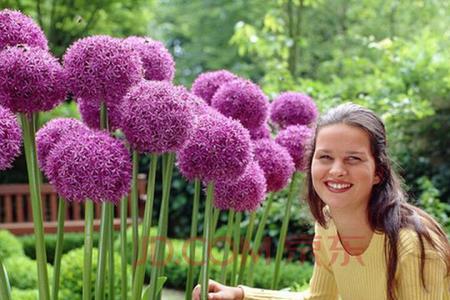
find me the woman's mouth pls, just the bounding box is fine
[325,181,352,193]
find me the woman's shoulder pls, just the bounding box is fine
[397,226,444,259]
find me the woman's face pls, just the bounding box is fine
[311,123,380,212]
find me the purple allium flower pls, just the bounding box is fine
[270,92,318,128]
[0,105,22,170]
[275,125,313,171]
[0,9,48,51]
[0,45,67,114]
[177,112,252,183]
[63,35,143,103]
[214,161,266,212]
[46,130,132,203]
[249,123,271,140]
[252,138,295,192]
[124,36,175,82]
[191,70,238,105]
[121,80,194,154]
[211,79,269,130]
[36,118,88,176]
[77,98,123,131]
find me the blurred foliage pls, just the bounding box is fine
[0,229,24,260]
[11,288,39,300]
[4,256,53,290]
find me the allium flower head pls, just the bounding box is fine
[211,79,269,130]
[0,105,22,170]
[0,45,67,113]
[177,112,252,183]
[191,70,238,105]
[77,98,123,131]
[63,35,143,103]
[121,80,194,154]
[270,92,318,128]
[275,125,313,171]
[214,161,266,212]
[252,138,295,192]
[36,118,88,175]
[46,130,132,203]
[0,9,48,51]
[249,123,271,140]
[124,36,175,81]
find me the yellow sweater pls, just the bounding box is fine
[242,220,449,300]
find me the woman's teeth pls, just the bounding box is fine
[327,182,351,190]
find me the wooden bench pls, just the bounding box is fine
[0,174,147,235]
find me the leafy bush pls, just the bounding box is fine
[113,225,157,265]
[4,256,53,290]
[59,247,130,300]
[11,288,39,300]
[19,232,99,264]
[0,229,24,260]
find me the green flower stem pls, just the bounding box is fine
[149,153,175,300]
[231,211,242,286]
[211,208,220,236]
[246,192,274,285]
[83,200,94,300]
[271,172,299,289]
[237,212,256,284]
[200,183,214,300]
[131,150,139,278]
[185,179,201,300]
[220,210,235,285]
[95,202,112,300]
[108,204,115,300]
[19,113,50,300]
[51,197,65,300]
[0,258,11,300]
[131,154,158,300]
[120,194,128,300]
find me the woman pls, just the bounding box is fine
[193,103,450,299]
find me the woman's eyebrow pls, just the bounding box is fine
[315,149,332,154]
[345,151,366,155]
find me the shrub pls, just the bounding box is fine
[11,288,39,300]
[59,247,130,300]
[4,256,53,290]
[113,225,158,265]
[0,229,24,260]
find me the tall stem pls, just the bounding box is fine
[51,197,65,300]
[231,211,242,286]
[220,210,235,285]
[200,183,214,300]
[83,200,94,300]
[0,258,11,300]
[108,205,115,300]
[149,153,175,300]
[120,194,128,300]
[131,150,139,278]
[271,172,299,289]
[19,113,50,300]
[131,154,158,299]
[237,212,256,284]
[94,203,111,300]
[185,179,201,300]
[247,192,274,285]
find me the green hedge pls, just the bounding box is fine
[11,288,39,300]
[0,229,24,260]
[4,256,53,290]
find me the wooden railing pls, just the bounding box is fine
[0,174,147,235]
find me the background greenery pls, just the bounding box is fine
[1,0,449,249]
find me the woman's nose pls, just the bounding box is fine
[329,161,347,177]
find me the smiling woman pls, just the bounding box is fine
[193,103,450,300]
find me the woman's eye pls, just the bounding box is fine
[348,156,361,161]
[319,155,332,160]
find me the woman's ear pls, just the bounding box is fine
[373,174,381,185]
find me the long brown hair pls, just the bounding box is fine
[304,103,450,300]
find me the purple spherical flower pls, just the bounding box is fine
[77,98,123,131]
[211,79,269,130]
[177,112,252,183]
[249,123,271,140]
[270,92,318,128]
[121,80,194,154]
[124,36,175,81]
[0,9,48,51]
[252,138,295,192]
[36,118,88,175]
[46,131,132,203]
[191,70,238,105]
[0,105,22,170]
[63,35,143,104]
[275,125,313,171]
[0,45,67,113]
[214,161,266,212]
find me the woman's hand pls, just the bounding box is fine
[192,279,244,300]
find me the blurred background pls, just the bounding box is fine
[1,0,449,240]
